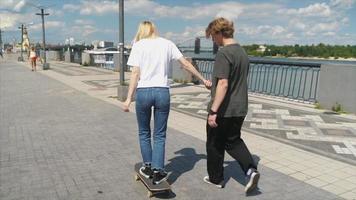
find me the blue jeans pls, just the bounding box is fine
[135,87,170,170]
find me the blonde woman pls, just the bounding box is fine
[123,21,211,185]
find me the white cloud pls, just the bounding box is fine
[63,0,117,15]
[127,1,282,22]
[72,25,97,37]
[291,20,307,31]
[163,26,206,45]
[0,12,21,29]
[239,25,287,37]
[74,19,94,25]
[323,31,336,36]
[0,10,34,30]
[310,22,339,33]
[0,0,21,9]
[63,4,81,12]
[30,21,65,31]
[64,0,247,20]
[330,0,355,9]
[13,0,26,12]
[279,3,332,17]
[341,17,349,24]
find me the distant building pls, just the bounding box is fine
[98,41,114,48]
[65,37,75,46]
[257,45,267,53]
[69,37,75,46]
[91,41,114,49]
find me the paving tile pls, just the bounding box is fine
[305,178,330,187]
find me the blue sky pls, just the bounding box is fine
[1,0,355,46]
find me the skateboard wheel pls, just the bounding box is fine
[147,191,153,198]
[134,175,139,181]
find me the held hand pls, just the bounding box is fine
[208,114,218,128]
[123,99,131,112]
[203,79,212,90]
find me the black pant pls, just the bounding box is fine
[206,116,257,184]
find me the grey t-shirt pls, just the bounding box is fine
[208,43,249,117]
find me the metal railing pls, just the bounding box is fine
[192,57,321,102]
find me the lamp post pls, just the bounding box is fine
[117,0,127,101]
[0,28,3,58]
[119,0,125,85]
[18,24,24,61]
[0,28,3,50]
[36,8,50,70]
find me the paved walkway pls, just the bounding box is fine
[0,56,355,199]
[170,92,356,165]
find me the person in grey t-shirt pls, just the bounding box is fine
[203,17,260,193]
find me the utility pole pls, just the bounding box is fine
[0,28,3,58]
[0,28,3,49]
[119,0,125,85]
[18,24,24,61]
[117,0,128,101]
[36,8,50,70]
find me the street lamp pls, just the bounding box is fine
[36,8,50,70]
[117,0,127,101]
[119,0,125,85]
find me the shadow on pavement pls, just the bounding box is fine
[165,148,206,184]
[154,190,177,199]
[165,148,262,196]
[224,154,262,196]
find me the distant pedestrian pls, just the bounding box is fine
[123,21,211,185]
[29,47,37,71]
[0,48,3,58]
[203,17,260,193]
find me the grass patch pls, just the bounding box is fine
[331,102,347,114]
[314,102,322,109]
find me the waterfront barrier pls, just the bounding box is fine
[192,57,321,102]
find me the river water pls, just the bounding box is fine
[184,52,356,65]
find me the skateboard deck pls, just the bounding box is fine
[134,163,171,198]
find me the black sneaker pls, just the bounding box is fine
[152,170,168,185]
[203,176,224,188]
[245,169,260,193]
[139,164,153,179]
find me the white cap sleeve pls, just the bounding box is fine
[170,42,183,60]
[127,44,140,67]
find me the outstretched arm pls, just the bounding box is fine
[123,66,140,112]
[178,57,212,89]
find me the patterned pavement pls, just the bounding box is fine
[47,61,356,165]
[170,92,356,165]
[50,62,113,76]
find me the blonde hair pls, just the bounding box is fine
[134,21,158,42]
[205,17,234,38]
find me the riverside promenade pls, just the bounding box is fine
[1,54,356,200]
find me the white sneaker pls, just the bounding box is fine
[203,176,224,188]
[245,169,260,193]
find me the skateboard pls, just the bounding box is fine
[134,163,171,198]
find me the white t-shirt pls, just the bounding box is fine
[127,37,183,88]
[30,51,36,58]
